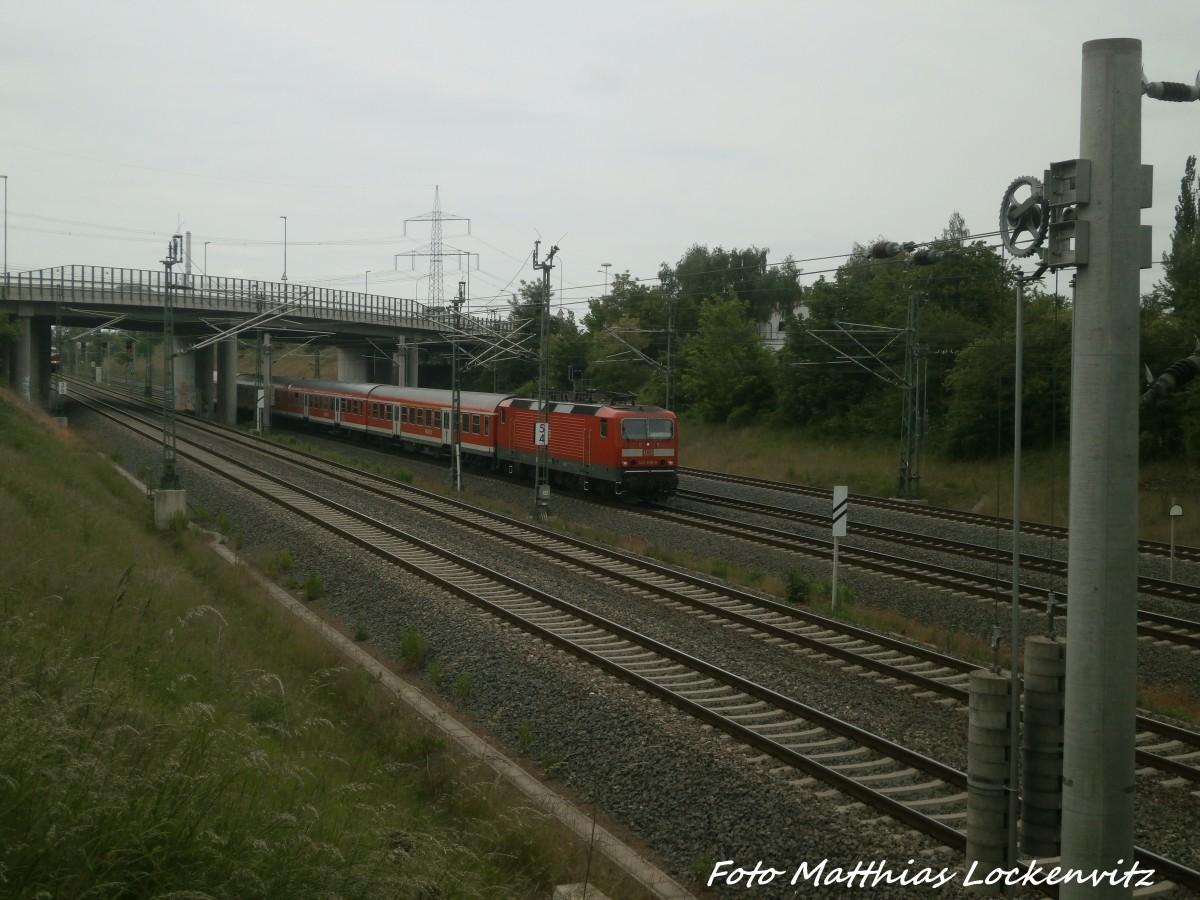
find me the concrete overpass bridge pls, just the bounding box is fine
[1,265,517,421]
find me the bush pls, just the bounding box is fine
[454,673,473,702]
[260,548,294,581]
[302,575,324,603]
[784,570,812,605]
[399,627,426,672]
[518,719,534,754]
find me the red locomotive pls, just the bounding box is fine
[240,377,679,500]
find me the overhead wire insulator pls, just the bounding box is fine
[869,241,916,259]
[1143,71,1200,102]
[1141,340,1200,404]
[910,248,945,265]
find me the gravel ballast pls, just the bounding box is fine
[66,402,1200,898]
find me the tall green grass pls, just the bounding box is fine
[0,391,643,898]
[681,419,1200,546]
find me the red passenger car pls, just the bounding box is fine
[245,376,678,500]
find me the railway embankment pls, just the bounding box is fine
[0,390,663,900]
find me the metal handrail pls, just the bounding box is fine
[5,265,512,335]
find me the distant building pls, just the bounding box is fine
[757,305,806,352]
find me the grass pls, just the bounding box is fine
[0,389,649,899]
[680,418,1200,547]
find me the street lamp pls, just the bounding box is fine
[365,270,371,294]
[204,241,210,274]
[599,262,612,295]
[2,174,7,289]
[280,215,287,281]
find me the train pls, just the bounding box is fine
[237,376,679,500]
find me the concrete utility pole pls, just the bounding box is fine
[1060,39,1143,895]
[2,174,8,294]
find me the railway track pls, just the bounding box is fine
[71,382,1200,787]
[675,488,1200,606]
[69,391,977,852]
[641,503,1200,653]
[679,466,1200,567]
[68,384,1200,893]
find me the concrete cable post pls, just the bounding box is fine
[967,669,1013,895]
[1021,636,1066,858]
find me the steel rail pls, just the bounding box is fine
[70,379,1200,784]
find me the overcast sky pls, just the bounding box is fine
[4,1,1199,320]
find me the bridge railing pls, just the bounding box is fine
[6,266,513,336]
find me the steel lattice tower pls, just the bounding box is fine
[401,186,470,306]
[428,187,443,304]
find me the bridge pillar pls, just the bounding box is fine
[217,336,238,425]
[337,347,368,382]
[32,317,52,409]
[393,335,419,387]
[14,316,31,400]
[194,344,215,418]
[174,341,196,413]
[12,316,52,407]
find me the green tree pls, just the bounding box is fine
[775,223,1013,439]
[1161,155,1200,329]
[464,279,579,397]
[775,275,900,435]
[940,291,1071,458]
[680,294,776,424]
[669,244,802,324]
[1139,292,1200,460]
[1139,155,1200,461]
[583,273,665,399]
[940,210,971,245]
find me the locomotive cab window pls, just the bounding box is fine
[599,420,608,438]
[620,418,673,440]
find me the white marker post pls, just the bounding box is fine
[1170,502,1183,582]
[831,486,848,607]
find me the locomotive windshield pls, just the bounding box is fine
[620,418,674,440]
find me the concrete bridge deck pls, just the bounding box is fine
[1,266,516,413]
